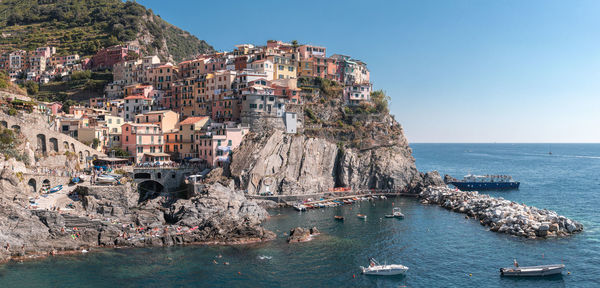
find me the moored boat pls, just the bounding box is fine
[48,185,63,193]
[500,264,565,277]
[448,174,520,191]
[334,216,344,220]
[361,258,408,276]
[393,207,405,218]
[357,214,367,219]
[293,203,307,211]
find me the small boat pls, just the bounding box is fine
[361,258,408,276]
[393,207,405,218]
[293,203,307,211]
[384,215,395,218]
[70,177,81,184]
[357,214,367,219]
[96,175,117,184]
[48,185,63,193]
[500,264,565,277]
[334,216,344,220]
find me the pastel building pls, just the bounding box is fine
[176,116,210,159]
[195,123,249,167]
[122,95,153,121]
[344,83,372,105]
[134,110,179,131]
[121,123,164,163]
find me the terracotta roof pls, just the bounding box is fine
[124,95,150,100]
[179,116,209,125]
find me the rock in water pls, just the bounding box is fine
[288,227,320,243]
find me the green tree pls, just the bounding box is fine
[23,81,39,95]
[371,90,390,114]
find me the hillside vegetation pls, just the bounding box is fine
[0,0,214,61]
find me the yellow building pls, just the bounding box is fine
[270,55,297,80]
[177,116,210,159]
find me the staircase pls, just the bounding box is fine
[62,214,104,229]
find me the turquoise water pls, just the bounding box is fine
[1,144,599,287]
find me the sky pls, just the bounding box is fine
[138,0,600,143]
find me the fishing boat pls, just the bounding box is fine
[96,174,117,184]
[334,216,344,221]
[448,174,520,191]
[48,185,63,193]
[384,214,395,218]
[357,214,367,219]
[293,203,307,211]
[70,177,81,184]
[500,264,565,277]
[393,207,405,218]
[361,258,409,276]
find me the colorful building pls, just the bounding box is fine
[121,123,164,163]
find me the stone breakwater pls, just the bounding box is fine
[419,187,583,239]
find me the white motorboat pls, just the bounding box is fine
[293,203,307,211]
[96,174,117,184]
[361,258,408,276]
[500,264,565,277]
[393,207,405,218]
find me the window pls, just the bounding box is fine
[249,104,257,109]
[278,65,284,70]
[269,97,274,102]
[228,140,232,146]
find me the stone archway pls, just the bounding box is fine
[70,143,75,152]
[137,180,164,203]
[36,134,47,154]
[0,120,6,128]
[11,125,20,132]
[78,151,83,162]
[49,137,59,152]
[63,141,69,150]
[27,179,37,193]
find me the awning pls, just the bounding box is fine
[144,153,170,157]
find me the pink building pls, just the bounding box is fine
[195,123,248,167]
[92,45,135,70]
[45,102,63,115]
[121,123,164,163]
[298,45,326,60]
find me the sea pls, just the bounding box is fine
[1,144,599,287]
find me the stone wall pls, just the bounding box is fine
[0,111,105,167]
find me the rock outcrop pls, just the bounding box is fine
[230,128,421,196]
[0,178,275,263]
[419,186,584,239]
[287,227,320,243]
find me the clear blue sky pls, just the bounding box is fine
[138,0,600,143]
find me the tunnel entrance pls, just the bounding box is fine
[137,180,164,203]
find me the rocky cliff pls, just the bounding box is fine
[230,114,429,196]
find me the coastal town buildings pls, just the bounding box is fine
[2,39,372,167]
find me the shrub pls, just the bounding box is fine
[371,90,390,114]
[8,108,17,116]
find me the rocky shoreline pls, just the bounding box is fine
[419,186,584,239]
[0,172,276,264]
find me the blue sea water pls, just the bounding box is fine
[1,144,599,287]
